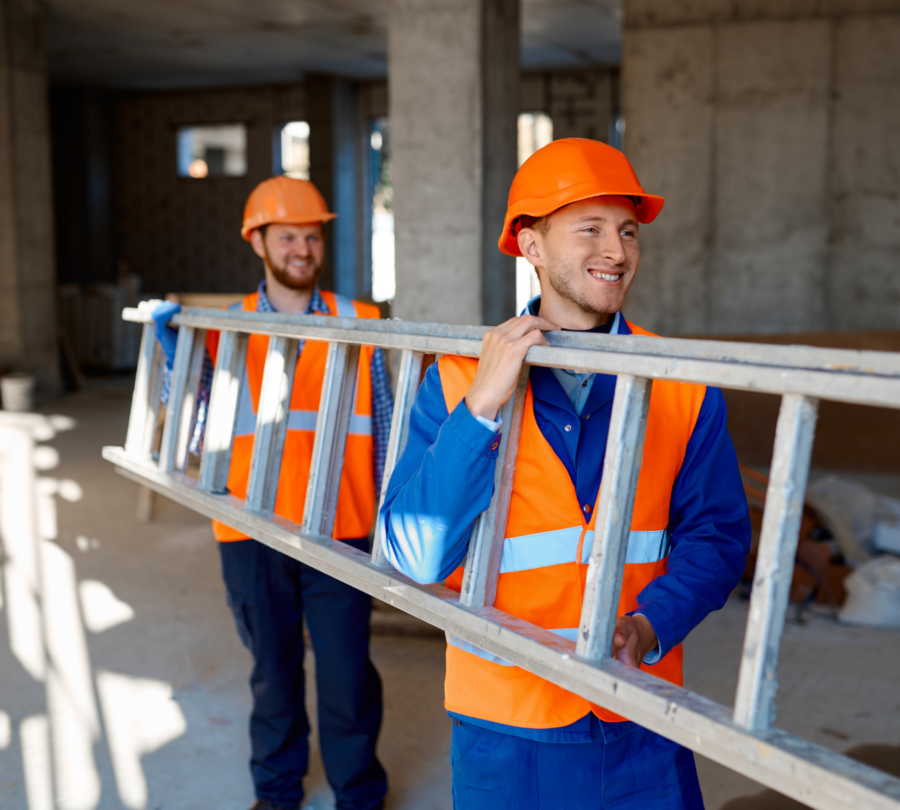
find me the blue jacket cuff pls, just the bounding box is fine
[630,609,668,665]
[450,400,503,458]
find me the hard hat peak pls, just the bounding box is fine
[499,138,664,257]
[242,175,336,241]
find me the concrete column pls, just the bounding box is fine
[0,0,59,393]
[307,75,365,300]
[621,0,900,336]
[390,0,519,326]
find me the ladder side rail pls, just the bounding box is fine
[371,349,424,567]
[301,342,361,537]
[576,374,653,660]
[174,329,208,472]
[125,323,157,456]
[733,394,819,730]
[103,444,900,810]
[125,305,900,383]
[158,326,197,472]
[458,367,529,609]
[198,331,249,493]
[245,336,299,512]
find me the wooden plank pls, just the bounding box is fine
[245,336,299,512]
[458,367,529,609]
[576,374,653,660]
[301,342,361,537]
[733,394,819,731]
[371,349,424,567]
[198,331,248,493]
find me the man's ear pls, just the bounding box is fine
[249,229,267,260]
[517,227,543,269]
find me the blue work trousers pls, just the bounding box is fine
[450,717,704,810]
[219,537,387,810]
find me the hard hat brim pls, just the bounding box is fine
[498,188,665,257]
[241,211,337,242]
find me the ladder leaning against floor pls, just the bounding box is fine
[103,301,900,810]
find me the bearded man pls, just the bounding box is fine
[153,176,392,810]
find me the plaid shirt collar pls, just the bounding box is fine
[256,281,330,316]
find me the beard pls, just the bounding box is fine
[545,255,607,316]
[264,243,322,291]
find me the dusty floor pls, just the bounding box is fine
[0,381,898,810]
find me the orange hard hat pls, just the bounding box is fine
[241,175,336,241]
[498,138,665,257]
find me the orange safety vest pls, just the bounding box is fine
[207,290,379,542]
[439,321,706,727]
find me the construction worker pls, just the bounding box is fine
[152,176,391,810]
[379,139,750,809]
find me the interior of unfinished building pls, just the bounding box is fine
[1,1,900,809]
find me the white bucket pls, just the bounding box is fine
[1,372,35,412]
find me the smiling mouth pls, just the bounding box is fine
[589,269,623,283]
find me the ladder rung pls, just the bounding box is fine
[125,323,159,456]
[158,325,197,473]
[371,349,425,567]
[302,341,361,538]
[245,336,300,512]
[174,329,208,472]
[733,393,819,731]
[458,366,530,609]
[576,374,653,661]
[198,331,249,493]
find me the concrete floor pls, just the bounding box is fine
[1,382,898,810]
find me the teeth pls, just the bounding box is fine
[591,272,620,282]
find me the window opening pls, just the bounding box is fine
[278,121,310,179]
[176,124,247,178]
[370,117,394,303]
[516,112,553,314]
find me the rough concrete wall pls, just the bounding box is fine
[389,0,485,325]
[521,68,617,143]
[622,0,900,335]
[113,85,305,296]
[0,0,59,392]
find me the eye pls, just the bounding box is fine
[584,226,599,234]
[620,229,636,239]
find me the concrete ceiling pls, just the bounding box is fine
[47,0,622,89]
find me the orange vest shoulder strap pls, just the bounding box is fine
[624,319,657,338]
[437,355,479,414]
[317,289,381,321]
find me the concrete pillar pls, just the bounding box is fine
[0,0,59,393]
[308,75,365,300]
[621,0,900,336]
[390,0,519,326]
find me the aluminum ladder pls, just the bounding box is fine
[102,302,900,810]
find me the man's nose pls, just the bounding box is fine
[600,233,626,265]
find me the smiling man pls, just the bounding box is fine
[379,139,750,809]
[153,176,391,810]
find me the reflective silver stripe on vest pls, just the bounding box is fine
[582,528,671,566]
[448,627,578,667]
[498,526,671,574]
[233,375,372,438]
[330,293,356,317]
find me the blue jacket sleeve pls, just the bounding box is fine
[378,363,502,584]
[636,387,751,662]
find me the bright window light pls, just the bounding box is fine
[280,121,310,179]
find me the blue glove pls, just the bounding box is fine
[151,302,181,370]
